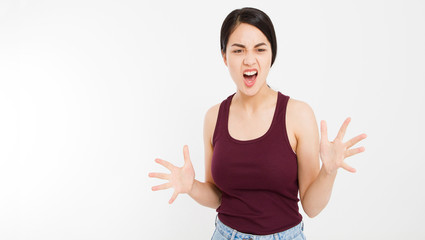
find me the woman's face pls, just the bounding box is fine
[223,23,272,96]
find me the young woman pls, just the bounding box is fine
[148,7,367,240]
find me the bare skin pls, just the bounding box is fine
[148,23,367,217]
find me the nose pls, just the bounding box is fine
[243,51,256,66]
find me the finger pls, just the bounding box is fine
[183,145,191,165]
[151,182,171,191]
[345,146,366,158]
[336,117,351,141]
[169,190,179,204]
[341,162,356,173]
[320,120,328,143]
[148,172,170,180]
[345,133,367,149]
[155,158,174,171]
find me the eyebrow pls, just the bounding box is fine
[231,42,267,48]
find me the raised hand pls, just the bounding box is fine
[320,117,367,174]
[148,145,195,204]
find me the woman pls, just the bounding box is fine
[148,7,367,240]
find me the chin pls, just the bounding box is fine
[239,81,267,96]
[237,85,259,97]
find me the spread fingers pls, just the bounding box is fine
[154,158,174,171]
[148,172,170,180]
[151,182,171,191]
[345,146,366,158]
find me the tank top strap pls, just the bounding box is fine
[274,91,290,131]
[212,92,236,147]
[275,91,296,158]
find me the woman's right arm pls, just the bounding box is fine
[188,104,222,209]
[149,105,222,207]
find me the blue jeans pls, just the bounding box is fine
[211,215,306,240]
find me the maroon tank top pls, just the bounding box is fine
[211,91,302,235]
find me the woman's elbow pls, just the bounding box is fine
[305,210,320,218]
[301,202,322,218]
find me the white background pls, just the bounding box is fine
[1,0,424,239]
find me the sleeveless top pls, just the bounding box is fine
[211,91,302,235]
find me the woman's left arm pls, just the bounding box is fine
[293,101,367,218]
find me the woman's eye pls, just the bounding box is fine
[233,49,242,53]
[257,49,266,52]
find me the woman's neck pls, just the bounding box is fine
[233,84,277,115]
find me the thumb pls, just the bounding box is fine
[169,190,178,204]
[320,120,328,143]
[183,145,192,165]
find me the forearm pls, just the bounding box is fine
[188,179,222,209]
[301,167,337,218]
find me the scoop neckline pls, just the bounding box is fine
[226,91,280,144]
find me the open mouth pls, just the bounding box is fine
[243,70,258,87]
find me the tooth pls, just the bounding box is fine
[245,71,256,76]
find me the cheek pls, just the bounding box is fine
[227,55,242,66]
[260,54,272,66]
[227,57,242,73]
[258,55,272,79]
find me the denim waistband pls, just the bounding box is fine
[214,215,304,240]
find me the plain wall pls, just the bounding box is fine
[1,0,424,239]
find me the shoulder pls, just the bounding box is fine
[203,103,221,144]
[204,94,231,134]
[287,97,317,139]
[287,97,315,117]
[204,103,220,125]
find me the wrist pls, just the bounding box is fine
[188,179,197,195]
[321,165,338,177]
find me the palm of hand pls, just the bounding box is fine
[149,145,195,204]
[170,158,195,194]
[320,117,367,174]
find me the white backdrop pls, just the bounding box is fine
[1,0,425,239]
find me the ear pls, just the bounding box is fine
[221,51,228,67]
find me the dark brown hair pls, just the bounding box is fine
[220,7,278,66]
